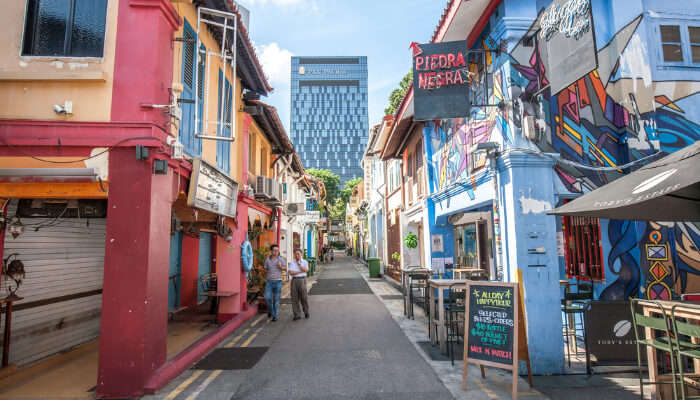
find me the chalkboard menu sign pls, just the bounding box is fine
[466,284,515,365]
[462,280,532,400]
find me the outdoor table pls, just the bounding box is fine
[401,268,431,317]
[638,300,700,399]
[428,278,467,354]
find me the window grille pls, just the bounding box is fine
[562,212,604,281]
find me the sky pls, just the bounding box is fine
[237,0,446,133]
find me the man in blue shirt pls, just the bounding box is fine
[288,248,309,320]
[263,244,286,321]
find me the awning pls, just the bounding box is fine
[549,140,700,221]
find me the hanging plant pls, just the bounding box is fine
[404,232,418,249]
[392,252,401,262]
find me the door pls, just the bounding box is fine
[198,232,212,303]
[168,231,183,310]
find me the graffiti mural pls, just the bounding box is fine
[508,8,700,300]
[426,2,700,300]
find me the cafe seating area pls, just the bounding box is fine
[401,266,490,365]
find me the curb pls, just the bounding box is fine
[143,304,259,394]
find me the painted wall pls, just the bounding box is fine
[0,0,119,121]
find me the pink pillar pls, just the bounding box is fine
[97,148,175,398]
[180,235,199,308]
[218,203,248,322]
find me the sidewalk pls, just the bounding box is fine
[352,258,649,400]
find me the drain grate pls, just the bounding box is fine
[380,295,404,300]
[309,278,372,295]
[193,347,268,370]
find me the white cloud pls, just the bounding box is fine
[255,42,293,86]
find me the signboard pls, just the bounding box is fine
[462,281,532,399]
[583,301,640,371]
[538,0,597,94]
[412,40,471,120]
[187,158,239,218]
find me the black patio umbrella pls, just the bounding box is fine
[549,140,700,221]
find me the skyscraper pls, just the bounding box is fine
[290,56,368,186]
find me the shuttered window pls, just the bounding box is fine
[216,69,232,173]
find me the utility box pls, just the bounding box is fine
[368,258,381,278]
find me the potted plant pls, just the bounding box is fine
[247,247,270,309]
[404,232,418,249]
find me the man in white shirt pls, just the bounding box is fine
[288,248,309,320]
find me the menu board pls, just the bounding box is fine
[466,284,515,365]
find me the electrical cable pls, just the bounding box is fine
[501,147,663,172]
[0,136,169,164]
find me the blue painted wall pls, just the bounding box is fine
[198,232,212,303]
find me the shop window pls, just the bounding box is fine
[562,214,604,281]
[22,0,108,57]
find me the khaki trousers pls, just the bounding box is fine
[291,277,309,317]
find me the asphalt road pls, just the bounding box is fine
[145,254,454,400]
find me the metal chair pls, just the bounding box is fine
[408,272,430,320]
[200,273,218,313]
[561,283,593,366]
[446,283,466,366]
[671,303,700,400]
[631,299,678,400]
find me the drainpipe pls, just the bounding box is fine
[489,153,504,281]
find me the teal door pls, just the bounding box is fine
[198,232,212,303]
[168,231,183,310]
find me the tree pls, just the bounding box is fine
[306,169,340,203]
[384,71,413,116]
[329,198,346,219]
[340,177,363,204]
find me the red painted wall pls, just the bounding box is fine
[97,148,175,398]
[111,0,180,124]
[180,235,199,308]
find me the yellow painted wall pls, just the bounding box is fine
[171,0,272,185]
[0,0,118,121]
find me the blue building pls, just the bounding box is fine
[290,56,369,185]
[382,0,700,375]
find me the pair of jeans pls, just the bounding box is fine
[264,279,282,318]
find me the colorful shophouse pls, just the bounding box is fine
[393,0,700,374]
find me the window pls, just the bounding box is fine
[657,22,700,65]
[248,133,255,174]
[660,25,684,62]
[22,0,108,57]
[562,213,604,281]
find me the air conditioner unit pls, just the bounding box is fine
[285,202,305,215]
[523,115,537,141]
[254,175,268,198]
[265,177,275,199]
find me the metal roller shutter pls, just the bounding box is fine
[1,199,105,366]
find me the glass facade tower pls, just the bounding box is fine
[290,56,368,186]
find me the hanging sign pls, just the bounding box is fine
[187,158,239,218]
[411,40,471,121]
[462,281,533,399]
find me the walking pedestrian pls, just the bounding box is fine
[263,244,286,321]
[288,248,309,320]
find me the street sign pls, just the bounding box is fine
[412,40,471,120]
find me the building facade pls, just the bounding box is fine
[290,56,369,185]
[0,0,306,397]
[373,0,700,375]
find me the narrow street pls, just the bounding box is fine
[145,254,454,400]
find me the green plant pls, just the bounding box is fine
[404,232,418,249]
[392,252,401,262]
[247,247,270,294]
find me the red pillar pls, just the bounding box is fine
[97,148,175,398]
[180,235,199,308]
